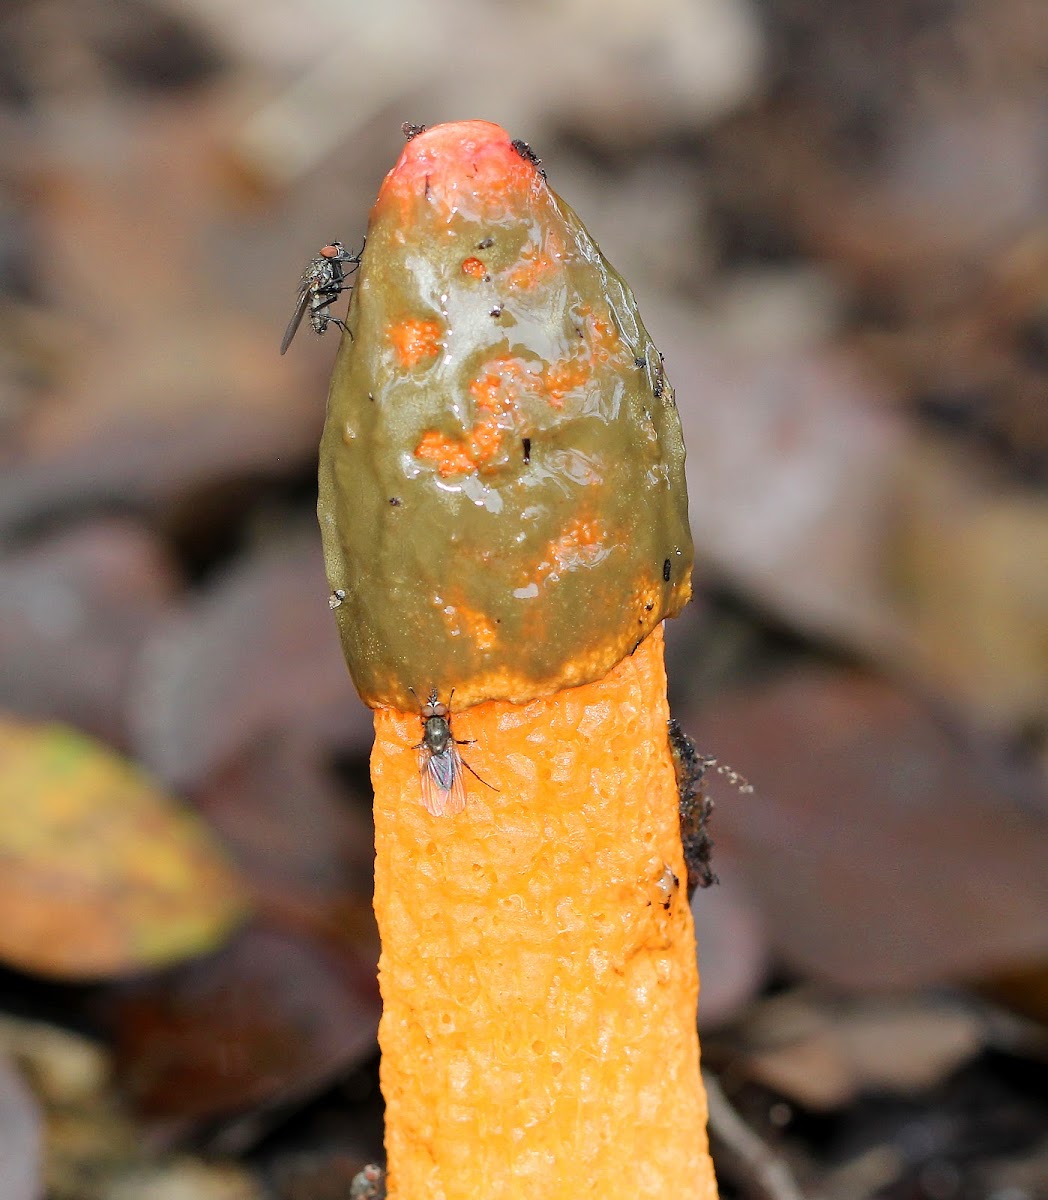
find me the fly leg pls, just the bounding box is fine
[460,757,499,792]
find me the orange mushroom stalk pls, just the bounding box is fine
[318,121,717,1198]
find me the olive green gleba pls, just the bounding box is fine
[317,124,692,712]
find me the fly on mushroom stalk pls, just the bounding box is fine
[410,688,497,816]
[279,240,363,354]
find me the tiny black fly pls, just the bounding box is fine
[280,240,363,355]
[410,688,497,816]
[510,138,546,178]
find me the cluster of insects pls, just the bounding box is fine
[669,717,752,897]
[410,688,498,817]
[279,239,363,355]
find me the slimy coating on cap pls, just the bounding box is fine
[318,120,692,711]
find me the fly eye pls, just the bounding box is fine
[432,703,448,717]
[320,244,339,258]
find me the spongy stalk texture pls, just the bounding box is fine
[371,627,718,1198]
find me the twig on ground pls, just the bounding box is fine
[703,1069,810,1200]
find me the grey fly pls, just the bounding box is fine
[279,240,362,355]
[410,688,496,816]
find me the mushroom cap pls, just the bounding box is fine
[318,121,692,710]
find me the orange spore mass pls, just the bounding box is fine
[574,302,624,364]
[436,596,500,651]
[469,357,541,412]
[414,357,541,477]
[461,256,487,277]
[533,516,607,585]
[414,431,479,478]
[544,358,590,406]
[388,317,443,368]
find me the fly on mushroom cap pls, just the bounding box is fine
[281,239,363,354]
[318,121,693,712]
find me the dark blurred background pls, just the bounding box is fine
[0,1,1046,1197]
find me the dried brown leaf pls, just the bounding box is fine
[740,992,985,1110]
[691,668,1048,988]
[111,924,380,1124]
[0,519,180,746]
[128,536,371,790]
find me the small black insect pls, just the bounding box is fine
[510,138,546,177]
[410,688,497,816]
[669,717,753,897]
[280,240,363,355]
[401,121,427,140]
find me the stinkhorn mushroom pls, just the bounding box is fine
[318,120,717,1198]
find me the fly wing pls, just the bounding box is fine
[419,747,467,817]
[279,284,311,355]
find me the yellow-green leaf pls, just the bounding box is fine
[0,717,249,979]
